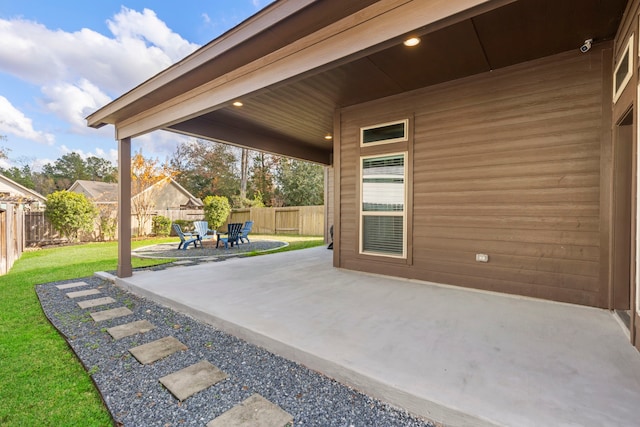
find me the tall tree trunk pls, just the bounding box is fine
[240,148,248,199]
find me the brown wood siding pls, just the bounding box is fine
[339,46,608,307]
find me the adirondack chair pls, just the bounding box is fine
[173,223,199,250]
[216,222,243,249]
[193,220,215,243]
[237,221,254,244]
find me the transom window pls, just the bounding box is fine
[360,119,408,146]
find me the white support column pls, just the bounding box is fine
[118,137,133,278]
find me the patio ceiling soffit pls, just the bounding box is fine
[94,0,507,142]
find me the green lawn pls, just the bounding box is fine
[0,235,324,426]
[0,238,174,427]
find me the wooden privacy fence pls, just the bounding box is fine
[1,203,25,275]
[22,206,324,246]
[25,211,66,246]
[224,206,324,236]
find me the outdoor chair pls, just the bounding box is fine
[172,223,199,250]
[216,222,243,249]
[193,220,215,243]
[238,220,254,244]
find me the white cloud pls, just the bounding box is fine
[0,7,200,138]
[0,96,55,145]
[41,79,112,131]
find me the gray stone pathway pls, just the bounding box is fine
[159,360,227,401]
[40,276,431,426]
[66,288,101,298]
[90,306,133,322]
[129,336,187,364]
[54,280,298,426]
[77,296,116,309]
[107,319,155,340]
[207,394,293,427]
[56,281,89,290]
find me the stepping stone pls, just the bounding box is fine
[129,336,187,365]
[207,394,293,427]
[107,319,155,340]
[90,307,133,322]
[66,289,101,298]
[78,297,116,309]
[159,360,227,401]
[56,281,89,290]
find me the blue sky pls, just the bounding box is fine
[0,0,274,171]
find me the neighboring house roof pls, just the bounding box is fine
[0,174,47,204]
[68,180,118,203]
[68,178,203,207]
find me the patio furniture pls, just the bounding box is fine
[216,223,243,249]
[193,220,215,243]
[238,221,254,244]
[172,223,199,250]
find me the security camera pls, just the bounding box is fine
[580,39,593,53]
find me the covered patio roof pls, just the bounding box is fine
[86,0,627,166]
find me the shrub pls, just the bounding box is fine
[152,215,172,236]
[45,191,97,242]
[203,195,231,230]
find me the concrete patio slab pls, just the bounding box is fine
[129,336,187,365]
[78,296,116,309]
[159,360,227,401]
[206,394,293,427]
[56,281,89,290]
[90,306,133,322]
[113,246,640,427]
[66,288,101,298]
[107,319,155,340]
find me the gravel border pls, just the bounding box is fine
[36,273,436,427]
[132,239,288,260]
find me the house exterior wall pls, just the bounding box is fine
[336,45,611,308]
[614,0,640,350]
[148,183,193,210]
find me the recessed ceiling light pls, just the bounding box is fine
[232,101,243,107]
[403,37,420,47]
[324,134,333,140]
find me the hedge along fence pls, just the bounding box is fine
[221,206,324,236]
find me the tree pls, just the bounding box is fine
[86,156,117,182]
[202,195,232,230]
[42,152,89,190]
[170,139,240,200]
[131,150,175,236]
[0,165,35,189]
[45,191,97,242]
[248,152,277,206]
[240,148,249,199]
[275,158,324,206]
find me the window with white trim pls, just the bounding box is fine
[360,153,407,257]
[613,34,633,103]
[361,119,408,146]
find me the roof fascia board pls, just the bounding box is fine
[114,0,503,140]
[87,0,317,128]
